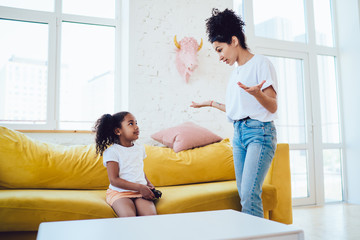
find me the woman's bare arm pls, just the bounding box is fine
[190,100,226,112]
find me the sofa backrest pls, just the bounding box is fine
[0,126,109,190]
[144,139,290,188]
[144,139,235,186]
[0,126,289,191]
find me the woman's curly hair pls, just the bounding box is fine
[205,8,248,50]
[93,111,130,156]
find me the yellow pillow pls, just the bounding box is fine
[0,126,109,189]
[144,139,235,187]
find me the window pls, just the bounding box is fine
[0,19,48,124]
[235,0,343,205]
[253,0,306,42]
[318,55,340,144]
[0,0,53,11]
[317,55,343,202]
[0,0,121,130]
[323,149,342,202]
[313,0,334,47]
[62,0,115,18]
[60,22,115,130]
[269,56,306,145]
[267,55,311,199]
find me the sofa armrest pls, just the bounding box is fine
[264,143,292,224]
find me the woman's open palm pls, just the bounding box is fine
[237,80,266,96]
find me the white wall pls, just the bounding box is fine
[26,0,234,146]
[128,0,234,146]
[336,0,360,204]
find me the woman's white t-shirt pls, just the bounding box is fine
[103,142,147,192]
[226,54,278,122]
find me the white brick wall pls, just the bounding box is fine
[129,0,234,145]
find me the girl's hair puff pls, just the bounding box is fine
[93,111,130,156]
[205,8,248,50]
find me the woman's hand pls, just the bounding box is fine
[191,100,226,112]
[237,80,266,97]
[238,80,277,113]
[138,184,155,200]
[190,100,212,108]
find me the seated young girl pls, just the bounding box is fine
[94,111,157,217]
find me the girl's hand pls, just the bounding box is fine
[138,184,155,200]
[237,80,266,97]
[147,182,155,189]
[190,100,212,108]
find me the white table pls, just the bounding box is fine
[37,209,304,240]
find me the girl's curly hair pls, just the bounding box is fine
[93,111,130,156]
[205,8,248,50]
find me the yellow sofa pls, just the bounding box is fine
[0,126,292,240]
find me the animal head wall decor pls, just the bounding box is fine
[174,35,203,83]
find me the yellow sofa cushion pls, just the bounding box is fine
[144,139,235,187]
[0,181,277,232]
[0,189,116,231]
[156,180,277,214]
[0,126,109,189]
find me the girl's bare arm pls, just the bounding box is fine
[106,161,154,199]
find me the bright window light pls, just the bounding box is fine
[323,149,343,202]
[253,0,306,42]
[313,0,334,47]
[60,22,115,130]
[0,0,53,11]
[62,0,115,18]
[0,19,48,124]
[290,150,309,198]
[317,55,340,144]
[268,56,306,144]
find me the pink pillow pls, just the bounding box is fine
[151,122,223,153]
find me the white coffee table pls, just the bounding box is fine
[37,209,304,240]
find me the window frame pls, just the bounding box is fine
[0,0,127,131]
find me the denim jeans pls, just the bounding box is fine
[233,118,277,218]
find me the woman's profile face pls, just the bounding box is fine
[212,40,238,66]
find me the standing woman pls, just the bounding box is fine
[191,8,278,218]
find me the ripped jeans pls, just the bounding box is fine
[233,118,277,218]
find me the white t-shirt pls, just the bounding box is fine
[226,54,278,122]
[103,142,147,192]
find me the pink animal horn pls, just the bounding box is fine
[198,38,203,51]
[174,35,181,49]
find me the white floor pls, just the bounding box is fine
[292,203,360,240]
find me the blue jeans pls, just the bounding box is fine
[233,118,277,218]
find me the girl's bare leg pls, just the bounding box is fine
[111,198,136,217]
[134,198,157,216]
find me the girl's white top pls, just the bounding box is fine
[103,142,147,192]
[226,54,278,122]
